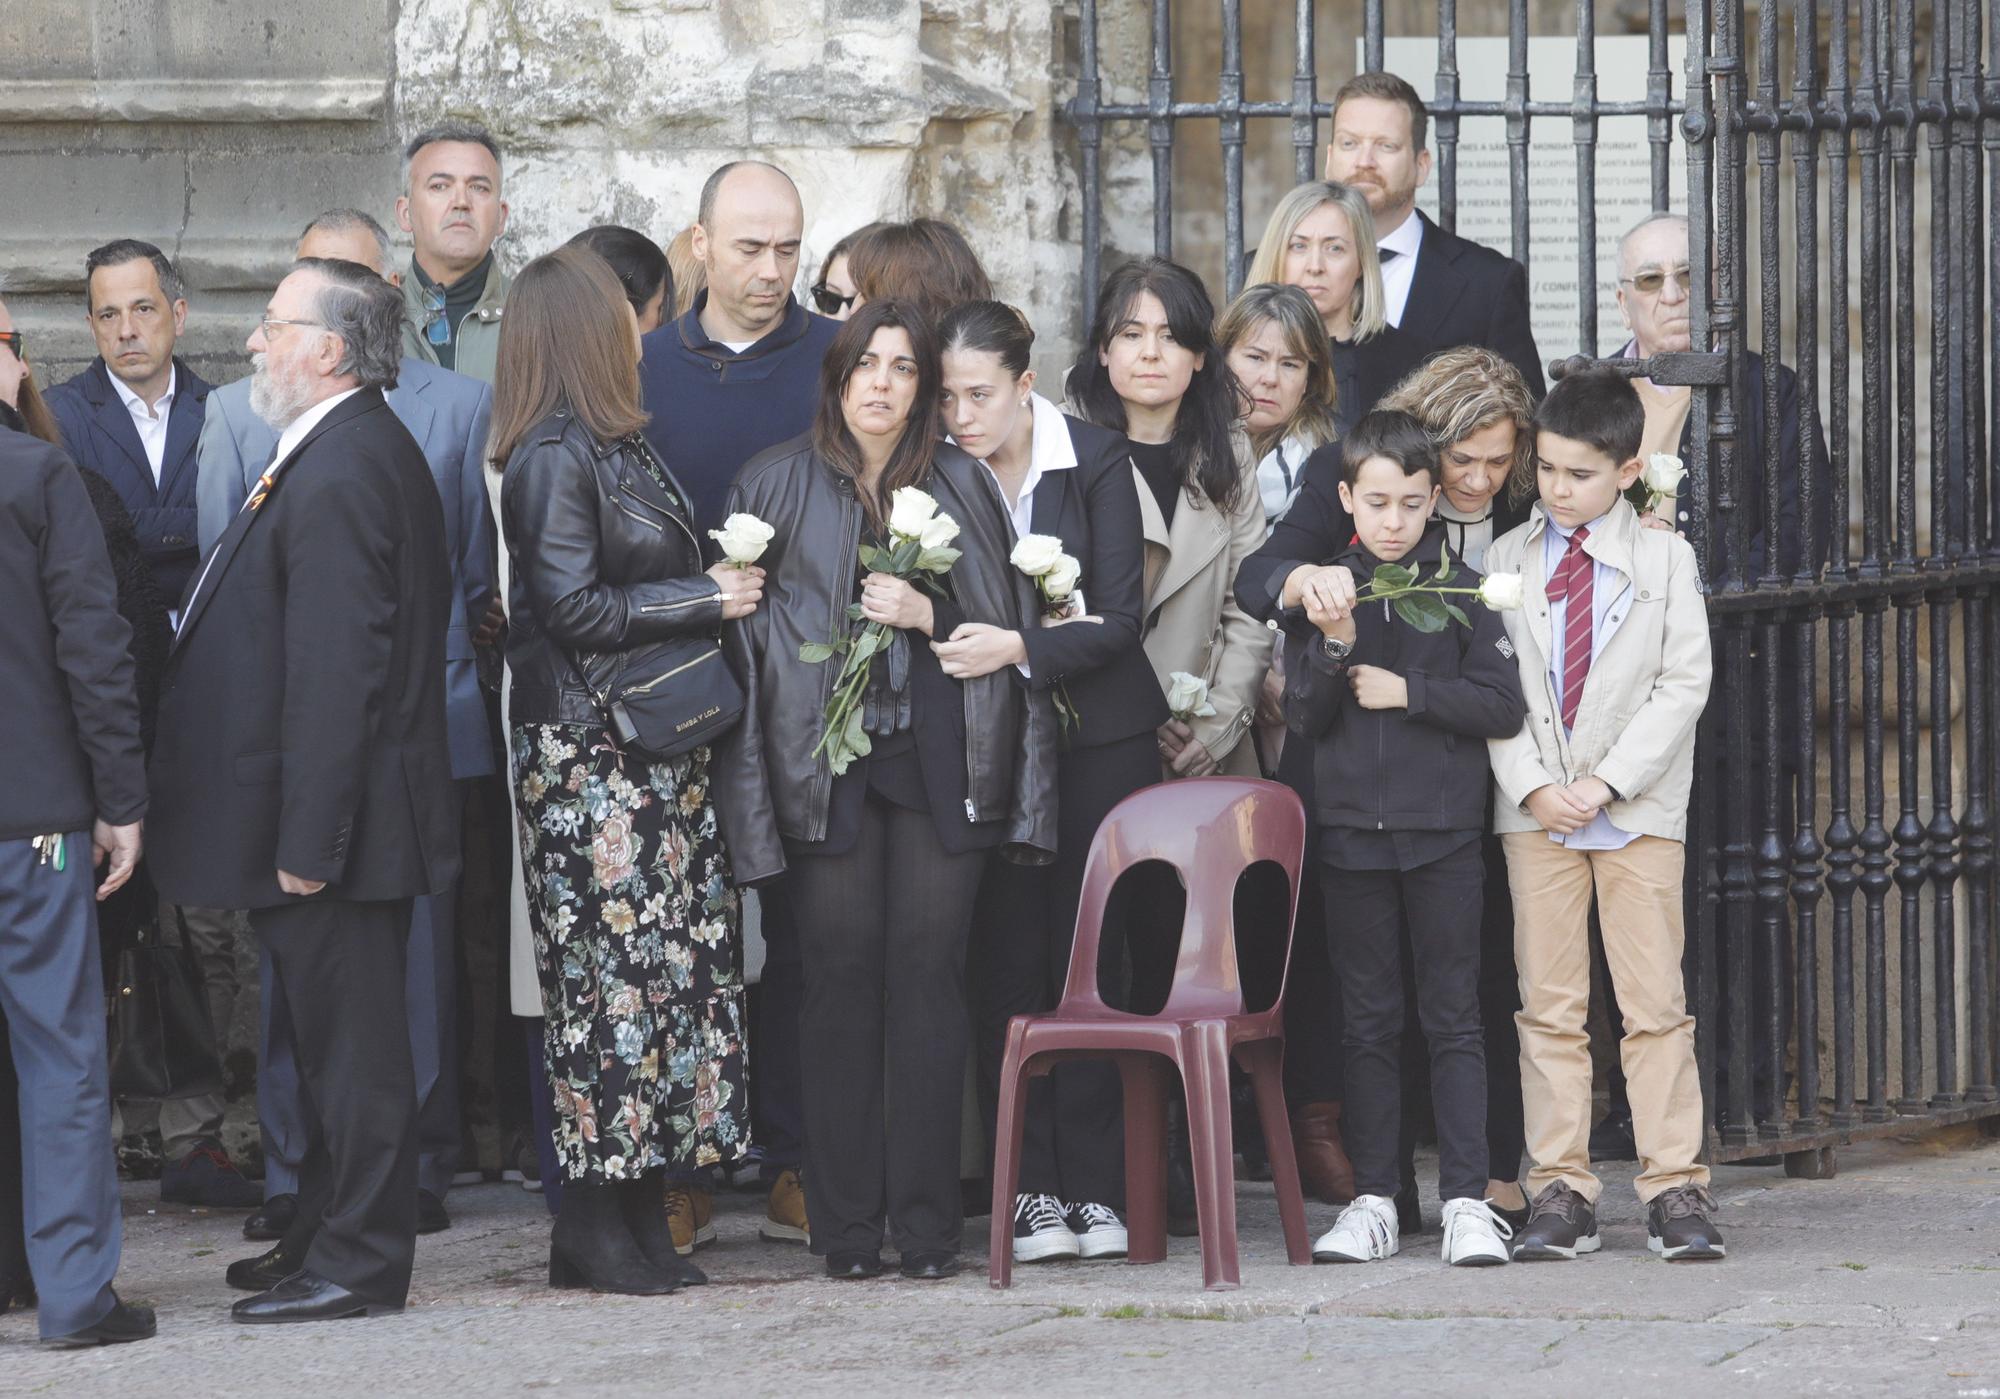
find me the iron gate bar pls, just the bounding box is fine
[1060,0,2000,1165]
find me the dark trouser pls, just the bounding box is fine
[1476,831,1526,1180]
[0,1006,23,1296]
[1324,840,1489,1203]
[973,732,1156,1210]
[253,895,418,1307]
[1276,863,1342,1105]
[0,833,120,1338]
[788,797,988,1257]
[261,884,459,1199]
[749,881,805,1178]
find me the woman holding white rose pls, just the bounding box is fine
[713,300,1056,1281]
[491,247,762,1295]
[936,300,1168,1263]
[1065,257,1273,784]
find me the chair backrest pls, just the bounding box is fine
[1061,776,1307,1020]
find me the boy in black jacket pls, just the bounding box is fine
[1291,410,1527,1267]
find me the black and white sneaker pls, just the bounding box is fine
[1064,1201,1128,1260]
[1012,1193,1080,1263]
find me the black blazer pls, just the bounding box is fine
[148,389,459,910]
[1016,414,1171,749]
[0,411,147,841]
[1392,211,1547,400]
[45,356,212,604]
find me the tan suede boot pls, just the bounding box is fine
[1291,1101,1357,1205]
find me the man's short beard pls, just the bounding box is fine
[249,352,316,430]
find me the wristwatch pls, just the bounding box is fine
[1319,634,1354,662]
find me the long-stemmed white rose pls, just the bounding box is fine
[1641,452,1687,518]
[1166,671,1217,724]
[1010,533,1087,731]
[1347,542,1525,633]
[709,511,775,566]
[799,487,963,775]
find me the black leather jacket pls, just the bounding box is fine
[500,409,724,726]
[714,435,1057,884]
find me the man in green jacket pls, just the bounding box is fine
[397,122,511,385]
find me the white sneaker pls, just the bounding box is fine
[1312,1193,1400,1262]
[1440,1197,1513,1267]
[1064,1201,1128,1260]
[1012,1193,1081,1263]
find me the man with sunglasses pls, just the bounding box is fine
[1616,209,1826,1149]
[397,123,511,386]
[632,158,840,1260]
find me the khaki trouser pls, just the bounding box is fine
[1502,833,1708,1203]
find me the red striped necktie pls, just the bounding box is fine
[1548,525,1593,728]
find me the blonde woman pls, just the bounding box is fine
[1246,180,1398,433]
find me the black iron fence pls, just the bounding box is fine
[1064,0,2000,1170]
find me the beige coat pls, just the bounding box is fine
[1485,498,1712,842]
[1135,441,1274,775]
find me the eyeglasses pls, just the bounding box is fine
[0,330,20,360]
[1620,267,1693,295]
[810,283,856,317]
[259,316,325,338]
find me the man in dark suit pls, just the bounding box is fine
[0,288,155,1349]
[148,257,458,1324]
[43,238,259,1211]
[1325,72,1546,399]
[198,209,495,1242]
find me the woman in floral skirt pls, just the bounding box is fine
[490,246,764,1295]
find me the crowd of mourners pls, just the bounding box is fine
[0,70,1830,1346]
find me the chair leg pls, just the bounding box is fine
[988,1020,1037,1289]
[1181,1023,1240,1290]
[1240,1038,1312,1266]
[1118,1053,1169,1265]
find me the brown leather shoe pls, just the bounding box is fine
[1291,1101,1357,1205]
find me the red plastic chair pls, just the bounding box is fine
[987,776,1313,1291]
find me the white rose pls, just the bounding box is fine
[919,510,961,550]
[1642,452,1687,499]
[1043,552,1083,600]
[1165,670,1216,719]
[887,486,941,541]
[708,512,775,565]
[1010,533,1065,576]
[1477,572,1525,611]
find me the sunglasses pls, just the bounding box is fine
[1621,267,1693,295]
[423,285,450,346]
[0,330,20,360]
[810,283,856,317]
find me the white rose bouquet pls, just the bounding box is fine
[709,512,775,566]
[799,486,962,776]
[1350,542,1526,632]
[1010,533,1086,731]
[1166,671,1217,724]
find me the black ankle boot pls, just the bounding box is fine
[619,1175,707,1287]
[549,1179,680,1295]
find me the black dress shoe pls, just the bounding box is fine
[898,1251,960,1280]
[416,1189,450,1235]
[40,1296,156,1349]
[227,1239,308,1293]
[232,1270,397,1324]
[825,1250,884,1279]
[159,1138,262,1209]
[244,1194,298,1242]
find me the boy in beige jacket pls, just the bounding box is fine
[1483,371,1722,1262]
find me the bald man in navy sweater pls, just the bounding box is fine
[635,159,838,1250]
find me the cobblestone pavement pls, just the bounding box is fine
[6,1129,2000,1396]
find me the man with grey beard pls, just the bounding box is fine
[197,212,494,1244]
[149,257,458,1324]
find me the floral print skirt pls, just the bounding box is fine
[513,723,749,1181]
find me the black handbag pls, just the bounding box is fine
[572,635,744,761]
[106,911,225,1101]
